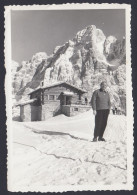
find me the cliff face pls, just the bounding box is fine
[12,25,126,113]
[12,52,49,100]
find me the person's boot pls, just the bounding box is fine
[98,137,106,141]
[93,137,97,142]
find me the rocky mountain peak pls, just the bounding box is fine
[31,52,48,63]
[104,36,117,54]
[12,25,126,114]
[74,25,106,46]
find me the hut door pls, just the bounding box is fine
[66,96,71,105]
[60,93,72,105]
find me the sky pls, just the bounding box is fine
[11,9,125,63]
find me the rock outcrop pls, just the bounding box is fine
[12,25,126,114]
[12,52,48,100]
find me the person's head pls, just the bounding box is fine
[100,81,107,91]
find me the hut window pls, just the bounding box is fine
[49,95,54,100]
[74,107,78,111]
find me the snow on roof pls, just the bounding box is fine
[28,82,87,95]
[62,91,74,96]
[14,98,37,107]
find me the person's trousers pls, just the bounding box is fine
[94,109,109,138]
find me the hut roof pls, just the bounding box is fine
[14,98,37,107]
[62,91,74,96]
[28,82,87,95]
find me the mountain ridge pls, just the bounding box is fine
[12,25,126,113]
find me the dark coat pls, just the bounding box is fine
[91,89,111,111]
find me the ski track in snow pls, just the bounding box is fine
[11,110,127,187]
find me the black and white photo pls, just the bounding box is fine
[5,4,133,192]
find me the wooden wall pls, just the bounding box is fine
[30,90,42,106]
[43,84,81,104]
[28,84,86,121]
[31,106,42,121]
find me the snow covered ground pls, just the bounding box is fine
[9,110,127,191]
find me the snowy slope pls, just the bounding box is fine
[10,111,127,190]
[15,109,126,142]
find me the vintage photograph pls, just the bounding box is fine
[5,4,133,192]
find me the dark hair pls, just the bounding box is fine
[100,81,107,85]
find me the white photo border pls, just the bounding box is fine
[5,3,133,192]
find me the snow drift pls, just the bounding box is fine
[10,110,127,190]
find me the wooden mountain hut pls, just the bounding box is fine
[17,82,91,121]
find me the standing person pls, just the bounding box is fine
[91,81,111,142]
